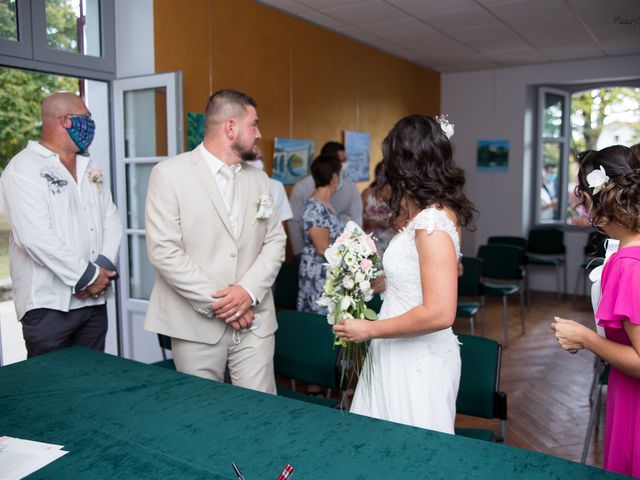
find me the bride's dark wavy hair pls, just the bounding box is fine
[377,114,476,229]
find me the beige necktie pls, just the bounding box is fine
[219,165,236,213]
[219,164,239,236]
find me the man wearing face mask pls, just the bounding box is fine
[540,163,559,221]
[0,92,122,358]
[244,145,293,225]
[288,141,363,259]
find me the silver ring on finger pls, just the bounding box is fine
[235,312,240,318]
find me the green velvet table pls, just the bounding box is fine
[0,347,625,479]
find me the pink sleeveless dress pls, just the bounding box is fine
[596,246,640,477]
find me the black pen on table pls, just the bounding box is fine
[232,462,245,480]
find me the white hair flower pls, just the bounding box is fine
[586,166,609,195]
[435,115,454,139]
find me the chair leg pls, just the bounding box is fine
[563,260,568,302]
[594,386,604,436]
[469,314,476,336]
[525,267,530,305]
[581,384,603,464]
[556,265,562,301]
[480,297,486,336]
[519,290,525,335]
[573,267,582,308]
[500,419,507,443]
[502,295,509,348]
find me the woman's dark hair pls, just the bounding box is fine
[370,162,384,188]
[576,145,640,233]
[320,141,345,157]
[378,114,476,229]
[311,154,342,188]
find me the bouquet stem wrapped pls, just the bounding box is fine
[317,221,380,388]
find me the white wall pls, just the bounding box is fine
[113,0,160,362]
[115,0,155,79]
[442,55,640,293]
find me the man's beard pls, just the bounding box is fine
[232,138,257,161]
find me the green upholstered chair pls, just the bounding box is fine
[153,334,176,369]
[526,228,566,301]
[573,231,607,307]
[487,236,527,250]
[488,236,530,305]
[455,333,507,443]
[274,310,341,408]
[456,256,484,336]
[274,262,299,310]
[477,244,526,348]
[366,293,383,315]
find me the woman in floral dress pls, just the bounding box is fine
[297,154,345,314]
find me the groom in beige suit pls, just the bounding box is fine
[144,89,286,394]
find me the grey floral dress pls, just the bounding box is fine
[297,198,345,314]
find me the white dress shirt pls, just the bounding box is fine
[197,143,257,305]
[0,141,122,320]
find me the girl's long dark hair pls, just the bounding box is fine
[377,114,476,229]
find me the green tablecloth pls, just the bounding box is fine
[0,347,624,479]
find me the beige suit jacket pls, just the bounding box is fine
[144,148,286,344]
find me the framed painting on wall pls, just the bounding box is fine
[477,139,509,173]
[187,112,205,151]
[272,138,315,185]
[344,130,371,182]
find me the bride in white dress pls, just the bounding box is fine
[333,114,476,434]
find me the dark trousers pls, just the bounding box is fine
[21,305,108,358]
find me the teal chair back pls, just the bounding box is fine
[274,263,299,310]
[477,244,525,280]
[456,333,502,419]
[458,257,483,296]
[366,293,383,314]
[488,236,527,250]
[274,311,338,388]
[527,228,565,255]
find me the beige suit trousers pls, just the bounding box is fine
[171,328,276,395]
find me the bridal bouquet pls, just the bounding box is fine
[317,221,380,385]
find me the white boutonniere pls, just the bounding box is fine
[87,166,104,192]
[586,166,609,195]
[255,194,273,222]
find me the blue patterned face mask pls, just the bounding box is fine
[66,114,95,154]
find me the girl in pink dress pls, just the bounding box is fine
[552,144,640,477]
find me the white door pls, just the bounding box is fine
[112,72,183,362]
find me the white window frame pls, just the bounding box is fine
[535,87,570,226]
[0,0,115,80]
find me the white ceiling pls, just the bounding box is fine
[256,0,640,72]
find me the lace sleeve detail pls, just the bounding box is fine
[407,208,461,258]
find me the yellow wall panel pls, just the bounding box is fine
[153,0,440,189]
[210,0,290,165]
[153,0,210,121]
[290,19,358,150]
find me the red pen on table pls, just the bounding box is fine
[277,464,294,480]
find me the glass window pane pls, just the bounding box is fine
[128,235,155,300]
[124,87,168,158]
[540,142,561,222]
[125,163,154,229]
[46,0,101,57]
[543,93,564,139]
[0,0,18,41]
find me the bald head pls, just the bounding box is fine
[41,92,87,120]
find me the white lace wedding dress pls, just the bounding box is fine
[350,207,461,434]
